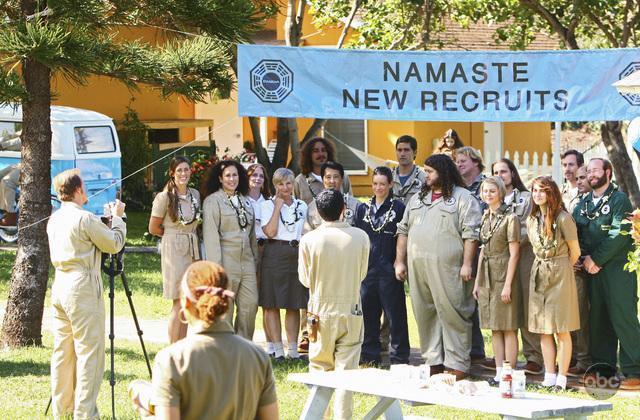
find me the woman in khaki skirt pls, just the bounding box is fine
[526,176,581,390]
[202,160,259,340]
[473,176,521,384]
[260,168,308,360]
[149,156,201,343]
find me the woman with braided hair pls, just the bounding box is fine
[149,156,201,343]
[130,261,278,419]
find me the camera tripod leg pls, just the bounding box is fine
[119,271,152,378]
[109,256,116,419]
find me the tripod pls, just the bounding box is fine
[45,248,152,418]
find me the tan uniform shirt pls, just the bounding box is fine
[304,194,360,233]
[526,211,580,334]
[151,321,277,420]
[48,201,126,279]
[477,207,522,331]
[299,221,370,315]
[151,189,201,299]
[392,165,427,205]
[202,190,257,273]
[294,172,352,205]
[562,182,580,213]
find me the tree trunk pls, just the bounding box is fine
[601,121,640,207]
[1,56,52,347]
[287,118,301,173]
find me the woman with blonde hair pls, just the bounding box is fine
[149,156,201,343]
[260,168,308,360]
[472,176,521,385]
[130,261,278,419]
[527,176,581,390]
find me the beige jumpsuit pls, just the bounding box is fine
[47,202,126,419]
[508,189,544,365]
[526,211,580,334]
[294,172,351,204]
[299,221,370,420]
[392,165,426,205]
[202,190,258,340]
[151,189,201,299]
[397,187,481,372]
[0,164,19,212]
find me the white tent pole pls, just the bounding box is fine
[553,122,562,183]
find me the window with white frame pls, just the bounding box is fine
[323,119,367,174]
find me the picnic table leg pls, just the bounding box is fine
[362,397,403,420]
[300,385,334,420]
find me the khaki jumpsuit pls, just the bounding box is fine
[47,202,126,419]
[294,172,351,204]
[151,189,201,299]
[477,206,522,331]
[299,221,370,420]
[526,211,580,334]
[202,190,258,340]
[397,187,481,372]
[391,165,426,205]
[0,163,19,212]
[508,189,544,365]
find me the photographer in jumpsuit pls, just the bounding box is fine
[298,189,370,419]
[47,169,126,419]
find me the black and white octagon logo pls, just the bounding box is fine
[619,62,640,106]
[250,60,294,103]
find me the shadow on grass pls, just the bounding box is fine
[0,359,50,377]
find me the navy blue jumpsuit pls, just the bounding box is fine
[355,197,410,364]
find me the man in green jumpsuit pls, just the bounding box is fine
[573,158,640,390]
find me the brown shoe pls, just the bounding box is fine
[481,358,496,371]
[0,212,17,226]
[620,377,640,390]
[567,365,588,378]
[430,364,445,375]
[298,331,309,354]
[445,368,468,381]
[523,361,543,375]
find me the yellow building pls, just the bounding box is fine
[53,9,557,196]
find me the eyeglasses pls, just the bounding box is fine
[586,169,604,175]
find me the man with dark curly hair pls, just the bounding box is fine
[395,154,481,380]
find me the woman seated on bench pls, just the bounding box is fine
[130,261,279,420]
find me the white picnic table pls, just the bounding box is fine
[288,368,613,419]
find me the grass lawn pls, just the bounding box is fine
[1,211,640,417]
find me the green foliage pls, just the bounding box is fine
[0,0,272,104]
[118,107,152,211]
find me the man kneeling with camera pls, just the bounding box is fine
[47,169,126,419]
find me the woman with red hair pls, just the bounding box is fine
[526,176,581,390]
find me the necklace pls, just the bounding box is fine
[363,197,396,233]
[480,208,506,246]
[177,188,200,225]
[226,192,249,231]
[277,199,303,233]
[580,186,616,220]
[535,214,558,251]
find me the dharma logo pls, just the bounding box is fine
[250,60,294,103]
[619,62,640,106]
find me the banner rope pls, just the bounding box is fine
[15,116,240,233]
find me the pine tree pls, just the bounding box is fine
[0,0,269,347]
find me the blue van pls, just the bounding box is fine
[0,105,121,241]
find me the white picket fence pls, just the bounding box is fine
[480,149,554,185]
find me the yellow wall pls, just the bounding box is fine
[52,26,195,141]
[504,122,551,156]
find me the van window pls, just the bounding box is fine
[74,126,116,154]
[0,121,22,137]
